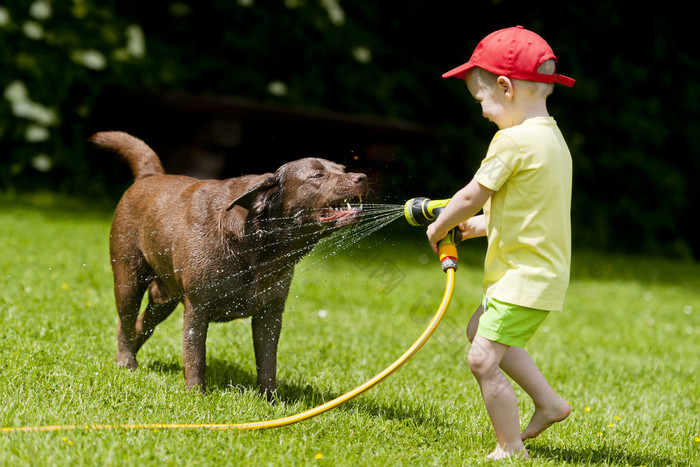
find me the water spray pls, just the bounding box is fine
[2,199,461,434]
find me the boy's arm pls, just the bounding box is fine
[426,178,494,254]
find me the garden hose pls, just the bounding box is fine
[2,241,457,434]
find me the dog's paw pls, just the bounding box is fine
[114,352,138,370]
[258,387,279,404]
[185,382,206,395]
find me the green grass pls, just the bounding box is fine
[1,193,698,466]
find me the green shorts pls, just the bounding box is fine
[476,297,549,347]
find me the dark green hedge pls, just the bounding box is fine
[1,1,697,258]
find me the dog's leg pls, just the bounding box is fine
[252,308,283,401]
[113,272,149,370]
[133,279,179,354]
[182,296,209,393]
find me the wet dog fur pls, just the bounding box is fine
[91,131,368,399]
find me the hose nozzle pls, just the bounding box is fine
[403,197,451,226]
[404,197,461,271]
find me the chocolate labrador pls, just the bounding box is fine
[90,131,368,399]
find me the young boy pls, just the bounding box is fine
[427,26,574,460]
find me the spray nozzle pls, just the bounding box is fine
[404,197,461,271]
[403,197,451,226]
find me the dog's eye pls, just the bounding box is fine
[310,172,325,179]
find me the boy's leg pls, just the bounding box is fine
[467,304,569,441]
[466,304,484,342]
[499,347,571,440]
[468,335,527,459]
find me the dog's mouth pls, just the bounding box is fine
[317,195,364,226]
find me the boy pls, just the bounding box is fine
[427,26,574,460]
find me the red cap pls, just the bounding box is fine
[442,26,575,87]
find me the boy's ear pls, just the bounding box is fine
[497,76,514,100]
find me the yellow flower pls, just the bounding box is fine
[694,436,700,443]
[584,406,590,412]
[61,283,68,290]
[315,453,323,460]
[608,423,615,428]
[614,416,620,421]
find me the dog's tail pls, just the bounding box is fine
[89,131,165,180]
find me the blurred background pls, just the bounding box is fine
[1,1,697,259]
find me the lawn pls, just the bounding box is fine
[0,193,698,466]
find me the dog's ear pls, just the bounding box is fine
[226,175,279,213]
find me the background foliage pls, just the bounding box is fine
[1,1,698,259]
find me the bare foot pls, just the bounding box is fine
[521,397,571,441]
[486,443,529,460]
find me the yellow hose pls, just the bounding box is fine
[3,268,456,434]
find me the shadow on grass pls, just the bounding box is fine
[529,444,681,467]
[146,356,457,430]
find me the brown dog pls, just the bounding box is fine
[91,131,368,399]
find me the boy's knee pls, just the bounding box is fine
[467,343,493,379]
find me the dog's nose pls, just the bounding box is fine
[351,173,367,185]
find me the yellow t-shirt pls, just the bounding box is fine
[473,117,572,311]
